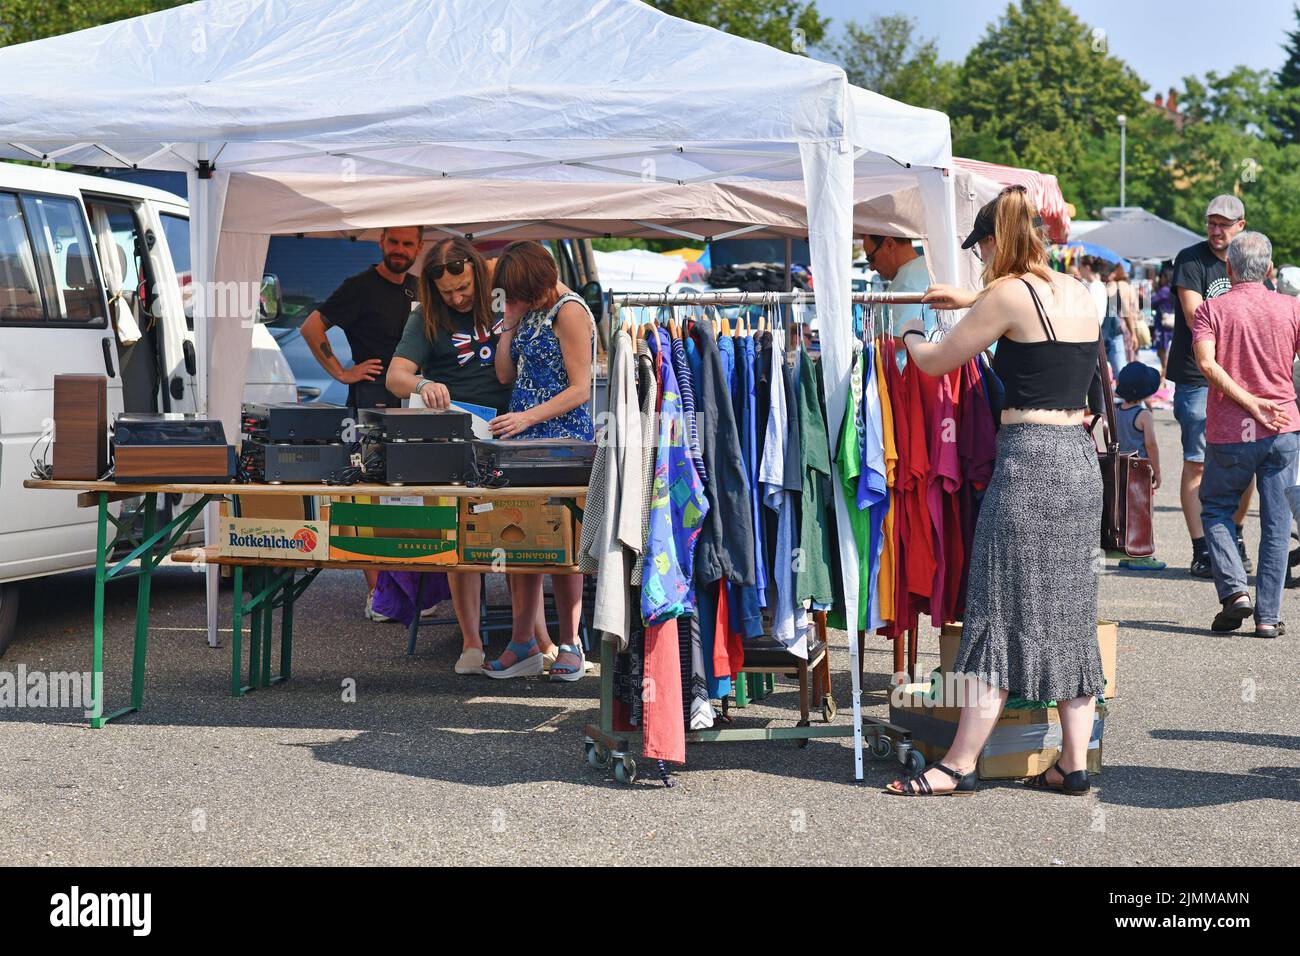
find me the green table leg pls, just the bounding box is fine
[89,493,109,729]
[260,570,274,688]
[734,672,749,707]
[128,493,156,712]
[279,571,293,682]
[249,568,263,690]
[231,565,246,696]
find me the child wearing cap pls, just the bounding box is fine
[1114,361,1165,570]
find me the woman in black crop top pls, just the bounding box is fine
[885,187,1107,798]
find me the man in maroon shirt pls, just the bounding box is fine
[1193,231,1300,638]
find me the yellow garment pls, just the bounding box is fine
[874,339,898,625]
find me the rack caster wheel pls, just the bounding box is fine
[614,756,637,785]
[904,747,926,776]
[585,742,611,770]
[821,695,837,723]
[796,718,811,749]
[870,735,894,760]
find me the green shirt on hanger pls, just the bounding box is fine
[796,348,834,606]
[828,347,871,632]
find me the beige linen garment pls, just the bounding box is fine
[577,330,645,649]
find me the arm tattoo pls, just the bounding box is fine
[320,341,334,360]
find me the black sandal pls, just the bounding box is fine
[1025,761,1090,795]
[1254,621,1285,639]
[1212,592,1254,632]
[884,762,978,797]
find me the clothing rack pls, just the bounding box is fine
[607,290,928,308]
[587,288,929,786]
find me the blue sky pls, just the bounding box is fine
[814,0,1298,96]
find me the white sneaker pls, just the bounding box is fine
[365,591,395,623]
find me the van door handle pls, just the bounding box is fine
[101,338,117,378]
[183,340,197,375]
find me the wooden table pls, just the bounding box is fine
[23,479,586,726]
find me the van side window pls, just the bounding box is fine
[22,194,106,326]
[159,213,191,329]
[0,193,45,322]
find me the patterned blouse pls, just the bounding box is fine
[508,292,595,440]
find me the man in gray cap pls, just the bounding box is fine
[1166,195,1257,578]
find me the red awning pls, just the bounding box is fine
[953,157,1072,244]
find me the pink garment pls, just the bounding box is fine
[925,372,962,626]
[642,619,686,764]
[1193,282,1300,444]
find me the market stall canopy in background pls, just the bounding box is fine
[1069,208,1203,261]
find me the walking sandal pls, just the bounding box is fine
[1025,761,1089,795]
[884,762,978,797]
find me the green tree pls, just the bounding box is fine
[1270,4,1300,144]
[949,0,1146,179]
[828,14,958,111]
[0,0,186,47]
[647,0,828,54]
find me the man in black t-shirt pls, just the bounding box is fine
[298,225,422,622]
[1167,196,1260,578]
[300,226,422,409]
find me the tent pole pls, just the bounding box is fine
[783,236,792,293]
[193,144,221,650]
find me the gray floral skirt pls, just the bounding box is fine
[954,422,1106,701]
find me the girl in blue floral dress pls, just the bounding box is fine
[484,241,595,681]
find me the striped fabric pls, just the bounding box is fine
[953,157,1072,244]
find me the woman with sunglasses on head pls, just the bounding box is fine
[886,186,1106,797]
[387,238,517,675]
[481,240,596,682]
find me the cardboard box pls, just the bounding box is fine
[236,494,312,520]
[329,495,458,565]
[939,621,1117,699]
[890,689,1105,780]
[218,502,329,561]
[458,496,575,566]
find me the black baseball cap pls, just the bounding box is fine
[962,187,1044,250]
[962,198,997,250]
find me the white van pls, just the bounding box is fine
[0,163,296,653]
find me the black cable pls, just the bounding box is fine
[29,431,54,480]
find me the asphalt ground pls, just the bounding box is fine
[1,405,1296,866]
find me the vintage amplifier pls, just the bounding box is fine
[52,373,109,480]
[239,436,352,484]
[112,413,234,483]
[471,439,595,487]
[380,440,475,485]
[359,407,472,442]
[241,402,352,443]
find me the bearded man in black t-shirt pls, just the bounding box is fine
[1167,196,1262,578]
[300,226,423,410]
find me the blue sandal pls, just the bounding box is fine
[549,644,585,683]
[482,639,543,679]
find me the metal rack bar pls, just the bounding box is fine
[607,291,927,307]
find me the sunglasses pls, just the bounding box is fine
[427,258,469,280]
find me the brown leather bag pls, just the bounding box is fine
[1089,340,1155,557]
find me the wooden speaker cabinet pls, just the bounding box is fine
[52,374,108,480]
[112,445,234,483]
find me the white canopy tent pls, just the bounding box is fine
[0,0,959,773]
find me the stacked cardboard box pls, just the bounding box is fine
[458,496,576,566]
[890,620,1117,780]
